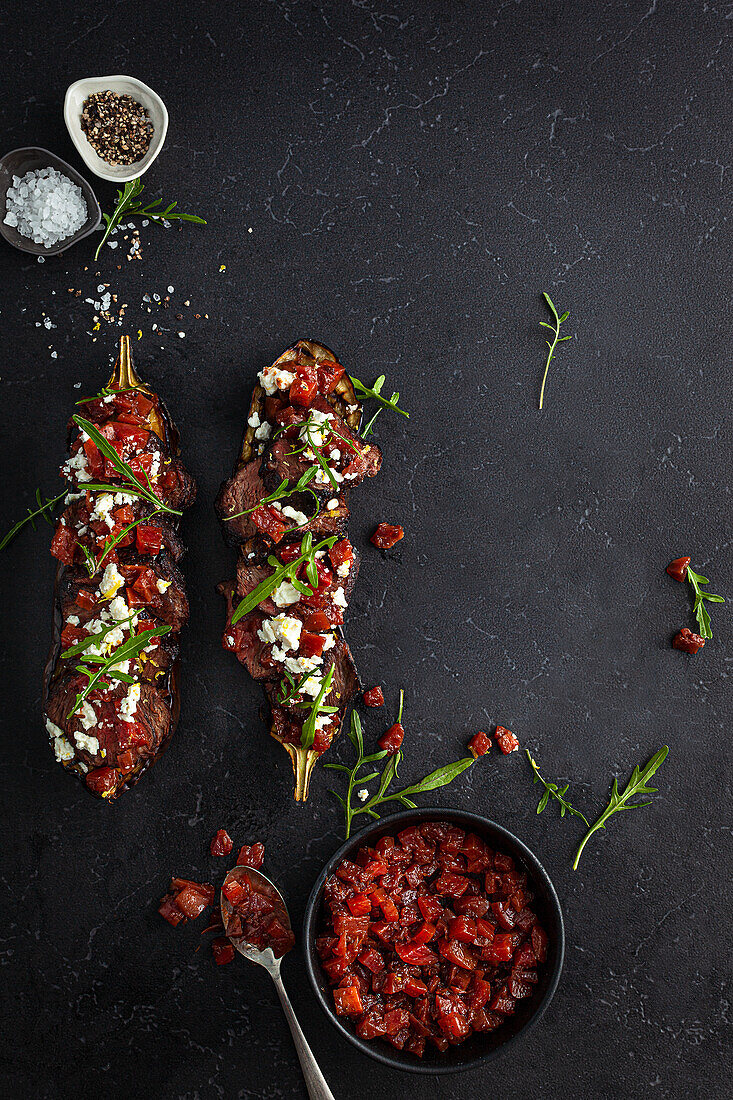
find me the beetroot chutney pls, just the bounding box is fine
[315,820,549,1058]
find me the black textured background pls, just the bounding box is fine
[1,2,730,1098]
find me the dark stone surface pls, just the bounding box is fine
[0,2,730,1097]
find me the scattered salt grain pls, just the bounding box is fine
[4,168,87,248]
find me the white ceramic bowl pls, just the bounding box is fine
[64,75,168,183]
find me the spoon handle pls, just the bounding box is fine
[273,972,336,1100]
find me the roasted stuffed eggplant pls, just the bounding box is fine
[216,340,382,800]
[43,336,196,800]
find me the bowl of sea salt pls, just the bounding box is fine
[0,147,101,256]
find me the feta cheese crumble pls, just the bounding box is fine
[100,562,125,599]
[272,580,301,607]
[257,614,302,654]
[259,364,296,395]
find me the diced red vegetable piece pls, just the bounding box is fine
[346,893,373,917]
[222,878,248,907]
[333,984,363,1017]
[531,925,549,963]
[394,942,438,966]
[494,726,519,754]
[210,829,234,857]
[417,895,443,922]
[434,873,470,898]
[212,937,235,966]
[484,933,514,963]
[158,894,185,927]
[672,627,705,654]
[251,505,289,542]
[358,948,385,974]
[328,538,353,571]
[135,524,163,556]
[439,938,476,970]
[370,888,399,923]
[448,916,477,943]
[491,900,517,930]
[378,722,404,755]
[290,364,319,407]
[303,609,331,632]
[410,921,436,945]
[50,523,78,565]
[85,766,118,797]
[237,842,265,869]
[438,1013,470,1040]
[174,883,214,921]
[489,987,516,1014]
[299,630,325,658]
[370,523,404,550]
[666,556,691,582]
[468,730,492,758]
[317,360,346,393]
[363,685,385,707]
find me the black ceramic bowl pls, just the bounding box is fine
[0,147,101,256]
[303,807,564,1074]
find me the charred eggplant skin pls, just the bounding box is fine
[43,336,195,801]
[217,340,378,801]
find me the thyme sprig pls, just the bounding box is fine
[326,703,475,839]
[72,415,181,517]
[94,177,206,261]
[686,566,725,639]
[525,746,670,870]
[349,374,408,438]
[538,292,571,410]
[65,620,172,720]
[75,385,138,406]
[231,532,338,623]
[0,489,65,551]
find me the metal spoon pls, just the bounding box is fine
[221,866,335,1100]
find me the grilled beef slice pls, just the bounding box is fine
[58,553,189,633]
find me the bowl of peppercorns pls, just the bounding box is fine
[64,75,168,183]
[303,808,564,1073]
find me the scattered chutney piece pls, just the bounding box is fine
[666,556,691,582]
[672,627,705,654]
[158,878,215,927]
[237,842,265,869]
[378,722,405,755]
[363,685,385,707]
[494,727,519,755]
[212,937,236,965]
[370,523,404,550]
[468,731,492,758]
[210,829,234,857]
[316,820,548,1057]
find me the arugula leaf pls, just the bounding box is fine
[231,533,337,623]
[538,292,571,410]
[95,178,206,261]
[72,415,181,517]
[686,566,725,639]
[526,751,590,824]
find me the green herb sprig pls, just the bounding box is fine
[71,415,181,518]
[526,746,669,869]
[231,532,337,623]
[526,751,590,825]
[686,566,725,639]
[326,702,474,838]
[350,374,409,438]
[0,489,65,551]
[95,178,206,261]
[65,621,172,720]
[300,665,337,749]
[224,467,320,522]
[538,292,571,410]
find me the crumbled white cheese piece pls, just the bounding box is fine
[46,718,65,740]
[284,654,322,675]
[357,788,370,802]
[120,683,141,722]
[64,450,92,482]
[53,733,75,763]
[74,730,100,754]
[257,614,302,653]
[282,505,308,526]
[80,701,98,730]
[149,453,161,478]
[113,492,136,506]
[259,364,296,395]
[326,498,339,511]
[301,675,323,698]
[315,714,333,732]
[92,492,115,529]
[255,421,271,441]
[329,449,341,461]
[64,491,84,505]
[156,578,172,594]
[337,561,350,577]
[299,408,332,447]
[108,596,131,622]
[272,580,301,607]
[100,562,125,599]
[321,634,336,651]
[332,587,348,608]
[247,411,261,428]
[67,614,80,626]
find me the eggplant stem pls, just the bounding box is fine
[282,741,318,802]
[109,335,141,391]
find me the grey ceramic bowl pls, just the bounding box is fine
[303,807,564,1074]
[0,147,101,256]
